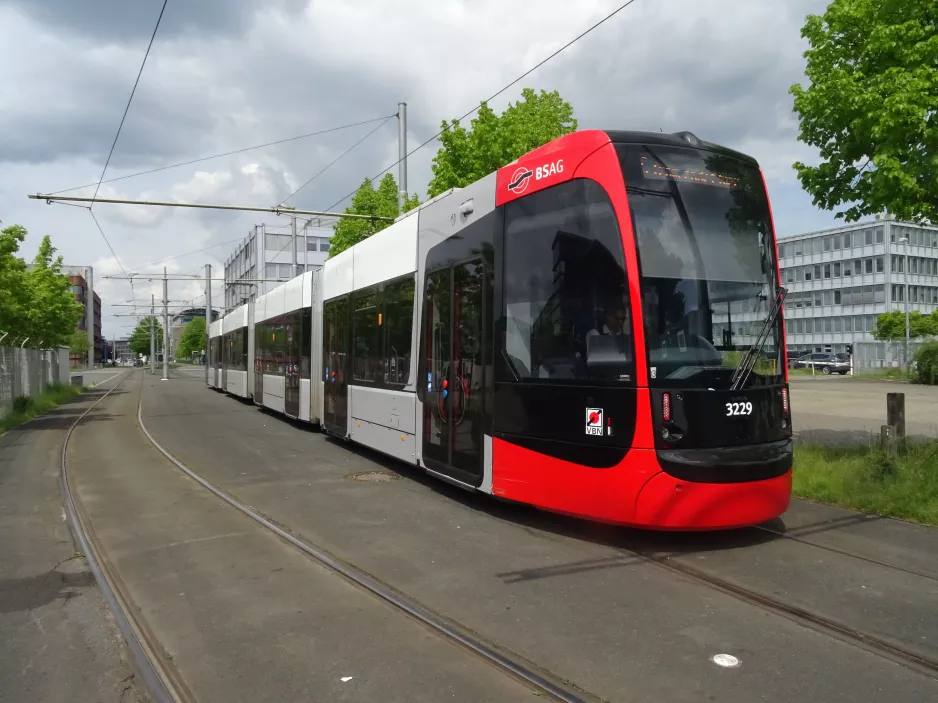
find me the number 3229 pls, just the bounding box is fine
[725,401,753,416]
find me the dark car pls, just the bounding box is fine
[791,352,851,375]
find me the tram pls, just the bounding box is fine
[209,129,793,529]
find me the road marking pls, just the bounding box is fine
[146,532,247,553]
[712,654,740,668]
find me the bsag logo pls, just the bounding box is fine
[507,159,564,195]
[507,167,533,194]
[585,407,603,436]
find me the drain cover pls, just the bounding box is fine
[347,471,400,483]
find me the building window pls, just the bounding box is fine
[833,234,841,250]
[864,229,873,246]
[843,261,851,276]
[833,262,841,277]
[834,317,843,333]
[834,290,842,305]
[795,266,804,282]
[265,263,278,278]
[307,238,318,252]
[865,258,873,274]
[320,238,331,252]
[815,292,823,307]
[777,243,785,258]
[804,267,812,281]
[874,284,885,303]
[794,242,803,256]
[823,263,831,279]
[876,256,884,273]
[823,318,832,333]
[823,290,833,305]
[785,268,795,283]
[804,318,813,333]
[823,236,831,252]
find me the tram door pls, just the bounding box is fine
[322,298,349,436]
[284,315,300,418]
[221,335,228,390]
[422,261,485,486]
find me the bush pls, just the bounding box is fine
[12,396,32,413]
[911,341,938,385]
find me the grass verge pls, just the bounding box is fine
[0,383,85,436]
[793,442,938,526]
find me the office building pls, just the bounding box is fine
[223,221,332,312]
[777,216,938,357]
[64,266,102,367]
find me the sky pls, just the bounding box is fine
[0,0,843,340]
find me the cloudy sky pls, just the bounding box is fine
[0,0,839,339]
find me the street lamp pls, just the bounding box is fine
[898,236,910,369]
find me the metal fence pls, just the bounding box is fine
[0,346,71,420]
[851,340,928,372]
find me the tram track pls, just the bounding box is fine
[133,370,591,703]
[134,368,938,696]
[752,522,938,584]
[60,371,192,703]
[618,542,938,680]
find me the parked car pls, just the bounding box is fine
[791,352,851,374]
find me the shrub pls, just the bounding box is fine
[911,341,938,385]
[12,396,32,414]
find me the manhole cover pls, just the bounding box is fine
[347,471,400,483]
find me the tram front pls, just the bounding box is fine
[617,136,793,528]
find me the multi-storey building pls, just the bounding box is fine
[777,216,938,357]
[63,266,102,367]
[223,221,333,312]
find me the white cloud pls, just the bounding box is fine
[1,0,837,338]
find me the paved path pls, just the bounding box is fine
[0,377,141,703]
[66,373,534,702]
[130,369,938,703]
[790,377,938,443]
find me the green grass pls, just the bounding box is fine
[853,367,909,381]
[793,442,938,526]
[0,383,86,435]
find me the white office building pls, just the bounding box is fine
[223,221,333,311]
[778,216,938,357]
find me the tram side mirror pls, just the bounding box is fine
[586,335,632,377]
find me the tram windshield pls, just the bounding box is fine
[617,144,784,389]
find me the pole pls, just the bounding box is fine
[205,264,212,384]
[150,294,155,375]
[904,239,910,371]
[397,101,408,210]
[85,266,94,369]
[162,267,169,381]
[291,215,298,279]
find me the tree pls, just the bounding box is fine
[69,329,90,356]
[790,1,938,223]
[177,317,206,359]
[1,225,32,342]
[130,316,163,356]
[873,309,938,340]
[329,173,419,257]
[428,88,578,197]
[24,235,83,347]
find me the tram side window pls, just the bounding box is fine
[500,179,632,383]
[383,278,415,386]
[353,291,381,382]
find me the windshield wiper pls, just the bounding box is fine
[729,287,787,391]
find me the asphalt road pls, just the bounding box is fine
[0,378,142,703]
[790,377,938,443]
[127,369,938,703]
[66,374,535,703]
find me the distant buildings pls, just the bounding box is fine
[778,216,938,359]
[63,266,101,367]
[171,307,219,356]
[223,221,332,312]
